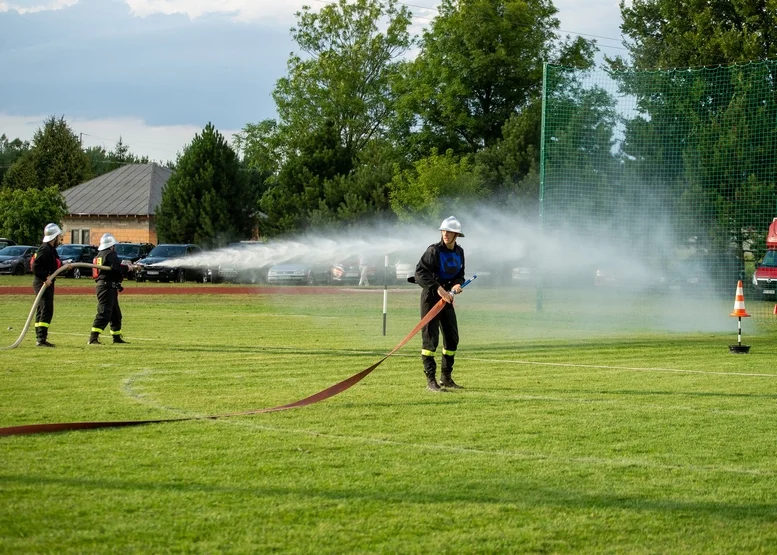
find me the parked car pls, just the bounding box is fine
[328,255,397,285]
[511,262,536,284]
[134,244,204,282]
[0,238,16,249]
[114,242,155,279]
[752,249,777,299]
[329,255,375,285]
[592,263,664,292]
[663,251,743,295]
[266,258,331,285]
[204,241,270,284]
[56,244,99,278]
[329,256,362,285]
[394,260,415,283]
[0,245,36,275]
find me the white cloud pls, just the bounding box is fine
[123,0,441,26]
[0,0,627,165]
[125,0,309,22]
[0,0,310,21]
[0,0,77,13]
[0,113,240,164]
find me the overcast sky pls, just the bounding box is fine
[0,0,626,163]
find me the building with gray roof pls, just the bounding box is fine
[62,163,171,245]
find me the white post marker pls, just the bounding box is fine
[383,254,389,336]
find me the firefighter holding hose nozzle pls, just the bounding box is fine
[88,233,130,345]
[31,223,67,347]
[413,216,466,392]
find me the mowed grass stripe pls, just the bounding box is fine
[3,291,777,552]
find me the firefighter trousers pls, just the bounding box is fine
[92,282,122,333]
[420,298,458,375]
[32,278,55,327]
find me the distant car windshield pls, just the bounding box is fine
[762,250,777,268]
[115,244,140,257]
[57,246,84,257]
[0,246,26,256]
[148,245,187,258]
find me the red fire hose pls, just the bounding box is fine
[0,276,476,437]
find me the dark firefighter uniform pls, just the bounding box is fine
[90,247,126,344]
[414,240,466,387]
[31,242,62,346]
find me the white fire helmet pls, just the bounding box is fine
[439,216,465,237]
[42,223,63,243]
[99,233,117,250]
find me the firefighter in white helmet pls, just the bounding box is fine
[412,216,466,391]
[30,223,66,347]
[88,233,130,345]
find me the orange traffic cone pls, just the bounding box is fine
[729,281,751,318]
[729,280,751,353]
[773,304,777,316]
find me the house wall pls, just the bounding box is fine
[62,216,158,245]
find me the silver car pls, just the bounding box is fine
[266,261,330,285]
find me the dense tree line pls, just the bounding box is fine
[0,117,152,244]
[4,0,774,247]
[243,0,596,237]
[607,0,777,260]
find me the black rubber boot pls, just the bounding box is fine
[36,327,55,348]
[440,354,462,388]
[423,355,445,392]
[440,371,463,389]
[112,334,128,344]
[88,331,102,345]
[426,373,444,392]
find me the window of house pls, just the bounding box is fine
[70,229,90,244]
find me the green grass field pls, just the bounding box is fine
[2,277,777,553]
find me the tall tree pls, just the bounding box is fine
[156,124,252,247]
[0,134,30,186]
[395,0,595,156]
[233,119,282,179]
[233,119,282,205]
[1,116,90,191]
[259,120,354,236]
[0,186,67,245]
[389,149,486,222]
[611,1,777,256]
[472,107,543,219]
[85,137,150,177]
[29,116,91,191]
[1,152,38,191]
[614,0,777,70]
[273,0,412,158]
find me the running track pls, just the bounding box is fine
[0,285,407,295]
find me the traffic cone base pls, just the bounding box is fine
[729,280,751,318]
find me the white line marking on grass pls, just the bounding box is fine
[460,357,777,378]
[122,370,208,418]
[121,370,777,477]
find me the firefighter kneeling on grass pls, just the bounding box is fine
[88,233,130,345]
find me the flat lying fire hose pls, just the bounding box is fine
[0,275,477,437]
[1,262,111,351]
